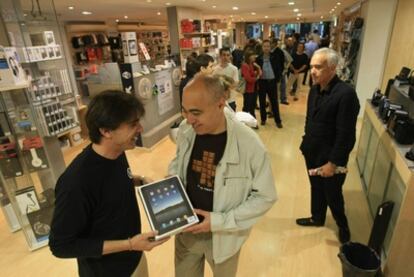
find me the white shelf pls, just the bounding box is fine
[0,81,30,92]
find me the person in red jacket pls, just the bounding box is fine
[241,51,262,122]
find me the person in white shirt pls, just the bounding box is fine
[213,47,239,111]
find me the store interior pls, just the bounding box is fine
[1,0,414,276]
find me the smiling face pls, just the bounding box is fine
[181,79,226,135]
[101,115,143,152]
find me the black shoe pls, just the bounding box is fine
[261,121,266,126]
[339,228,351,244]
[281,101,290,105]
[267,112,274,118]
[296,217,324,227]
[276,122,283,128]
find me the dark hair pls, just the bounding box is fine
[185,60,199,78]
[219,47,231,55]
[86,90,145,143]
[196,54,214,68]
[244,50,255,63]
[262,39,271,44]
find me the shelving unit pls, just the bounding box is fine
[0,0,78,250]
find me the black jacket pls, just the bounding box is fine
[300,75,360,168]
[256,48,285,82]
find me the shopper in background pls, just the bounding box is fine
[304,36,319,87]
[256,39,284,128]
[49,90,168,277]
[296,48,360,244]
[169,73,277,277]
[179,59,199,105]
[195,53,215,74]
[213,47,239,111]
[287,42,308,101]
[241,51,261,120]
[279,39,293,105]
[231,46,244,69]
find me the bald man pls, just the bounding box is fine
[296,48,360,244]
[169,73,277,277]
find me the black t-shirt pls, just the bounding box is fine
[291,53,309,73]
[186,132,227,212]
[49,144,141,277]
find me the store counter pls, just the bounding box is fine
[133,67,182,148]
[356,100,414,276]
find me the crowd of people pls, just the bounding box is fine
[48,30,361,277]
[179,30,330,130]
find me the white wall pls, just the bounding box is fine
[355,0,398,116]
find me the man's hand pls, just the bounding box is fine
[129,230,169,251]
[319,162,336,178]
[183,209,211,234]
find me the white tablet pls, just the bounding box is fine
[136,175,199,240]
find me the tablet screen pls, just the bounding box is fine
[138,176,198,236]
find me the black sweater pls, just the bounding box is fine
[300,75,360,167]
[49,145,142,277]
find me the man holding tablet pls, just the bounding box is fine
[49,90,168,277]
[169,73,277,277]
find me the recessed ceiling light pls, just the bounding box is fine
[265,15,268,19]
[115,19,119,22]
[232,7,239,10]
[337,2,341,5]
[166,2,171,5]
[297,13,302,16]
[212,5,216,8]
[293,8,299,12]
[68,6,75,10]
[157,12,161,15]
[82,11,92,15]
[124,15,128,19]
[230,15,233,17]
[251,12,256,15]
[296,17,300,20]
[288,2,295,5]
[201,0,206,2]
[320,16,324,19]
[23,13,27,16]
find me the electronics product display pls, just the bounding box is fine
[0,137,23,179]
[15,186,41,215]
[138,77,152,99]
[35,102,76,136]
[20,134,49,171]
[26,206,53,242]
[136,175,199,240]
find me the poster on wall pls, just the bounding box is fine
[155,70,174,116]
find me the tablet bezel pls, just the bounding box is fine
[136,175,199,240]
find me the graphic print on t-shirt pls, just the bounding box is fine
[191,151,216,191]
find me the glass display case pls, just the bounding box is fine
[0,0,77,250]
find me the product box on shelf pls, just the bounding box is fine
[19,134,49,172]
[0,137,23,179]
[15,186,41,215]
[26,205,53,242]
[0,46,27,87]
[121,32,139,63]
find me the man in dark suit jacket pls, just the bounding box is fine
[296,48,360,244]
[256,40,285,128]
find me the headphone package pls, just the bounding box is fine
[0,46,27,86]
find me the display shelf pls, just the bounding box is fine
[180,44,214,50]
[182,32,211,36]
[0,82,30,92]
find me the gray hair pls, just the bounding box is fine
[185,73,227,102]
[313,48,339,67]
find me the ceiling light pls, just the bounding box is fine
[296,17,300,20]
[68,6,75,10]
[23,13,27,16]
[320,16,324,19]
[212,5,216,8]
[115,19,119,22]
[288,2,295,5]
[147,0,152,2]
[82,11,92,15]
[230,15,233,17]
[201,0,206,2]
[166,2,171,5]
[251,12,256,15]
[297,13,302,16]
[157,12,161,15]
[293,8,299,12]
[337,2,341,5]
[124,15,128,19]
[232,7,239,10]
[265,15,268,19]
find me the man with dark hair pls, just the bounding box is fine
[49,90,168,277]
[287,42,308,101]
[195,54,215,74]
[297,48,360,244]
[256,39,285,128]
[180,60,199,105]
[170,73,277,277]
[213,47,239,111]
